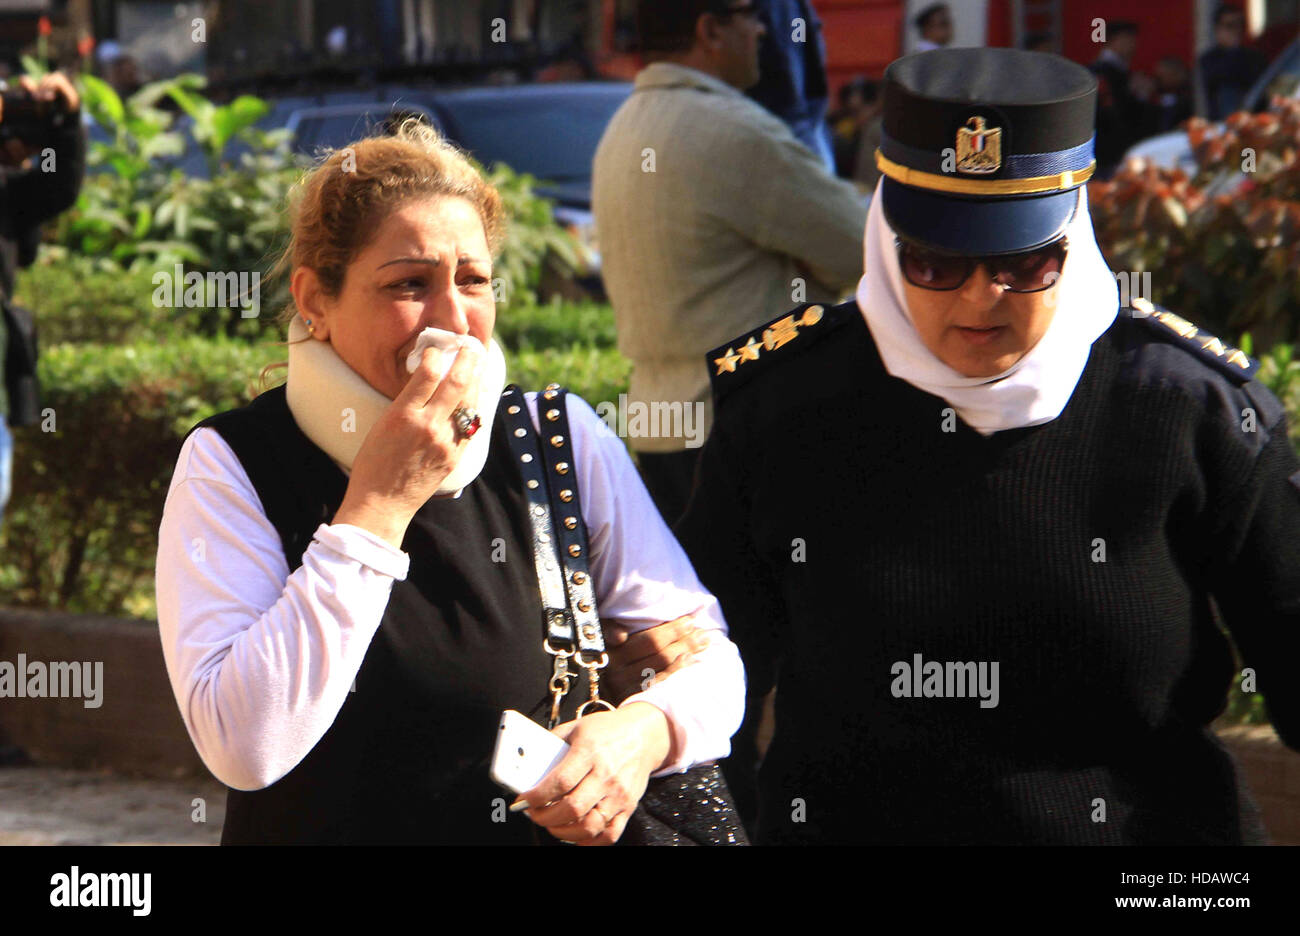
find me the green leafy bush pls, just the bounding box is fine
[47,74,585,325]
[1089,97,1300,350]
[482,162,587,309]
[1216,336,1299,725]
[0,300,627,617]
[52,74,298,305]
[15,256,194,345]
[0,337,282,615]
[493,296,618,352]
[1250,337,1300,454]
[508,346,631,413]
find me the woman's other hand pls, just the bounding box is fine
[332,343,483,548]
[515,703,673,845]
[601,613,711,703]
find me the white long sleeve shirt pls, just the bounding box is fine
[155,392,746,792]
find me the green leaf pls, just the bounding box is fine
[80,73,125,129]
[20,54,49,79]
[165,84,212,124]
[139,132,185,161]
[132,205,152,240]
[207,97,268,160]
[154,198,176,228]
[134,240,203,263]
[128,78,189,110]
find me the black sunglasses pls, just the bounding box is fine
[895,236,1069,293]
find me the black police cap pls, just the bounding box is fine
[875,47,1098,255]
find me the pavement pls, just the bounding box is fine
[0,765,225,845]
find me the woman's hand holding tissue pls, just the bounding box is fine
[332,338,485,549]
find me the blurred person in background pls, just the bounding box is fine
[747,0,835,172]
[1199,4,1267,120]
[1153,56,1195,132]
[1089,21,1154,175]
[829,77,882,182]
[593,0,866,528]
[849,80,884,189]
[0,71,84,527]
[95,41,140,98]
[914,3,953,52]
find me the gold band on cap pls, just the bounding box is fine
[875,150,1096,195]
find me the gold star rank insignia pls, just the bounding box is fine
[706,302,852,404]
[1126,298,1258,382]
[1224,349,1251,370]
[1198,335,1226,357]
[762,314,800,352]
[713,347,741,374]
[1155,310,1200,340]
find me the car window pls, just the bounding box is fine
[434,89,629,183]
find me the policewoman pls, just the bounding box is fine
[676,48,1300,844]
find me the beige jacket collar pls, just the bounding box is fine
[634,62,743,99]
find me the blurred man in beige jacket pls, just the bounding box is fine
[593,0,866,523]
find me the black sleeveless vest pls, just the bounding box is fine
[185,385,576,844]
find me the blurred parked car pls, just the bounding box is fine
[1124,38,1300,174]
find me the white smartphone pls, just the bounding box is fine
[490,709,570,795]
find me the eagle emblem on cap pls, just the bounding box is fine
[955,116,1002,175]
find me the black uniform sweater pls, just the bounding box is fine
[676,300,1300,845]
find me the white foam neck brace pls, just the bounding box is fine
[284,316,509,495]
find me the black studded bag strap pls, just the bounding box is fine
[500,384,581,727]
[502,385,749,845]
[537,385,751,845]
[529,385,613,718]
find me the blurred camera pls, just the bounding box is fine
[0,83,72,152]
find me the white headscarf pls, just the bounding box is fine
[853,181,1118,435]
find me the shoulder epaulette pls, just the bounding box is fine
[1121,297,1258,384]
[706,301,855,404]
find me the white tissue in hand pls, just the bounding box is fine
[405,327,486,376]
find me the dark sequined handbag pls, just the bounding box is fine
[501,384,748,846]
[616,761,748,845]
